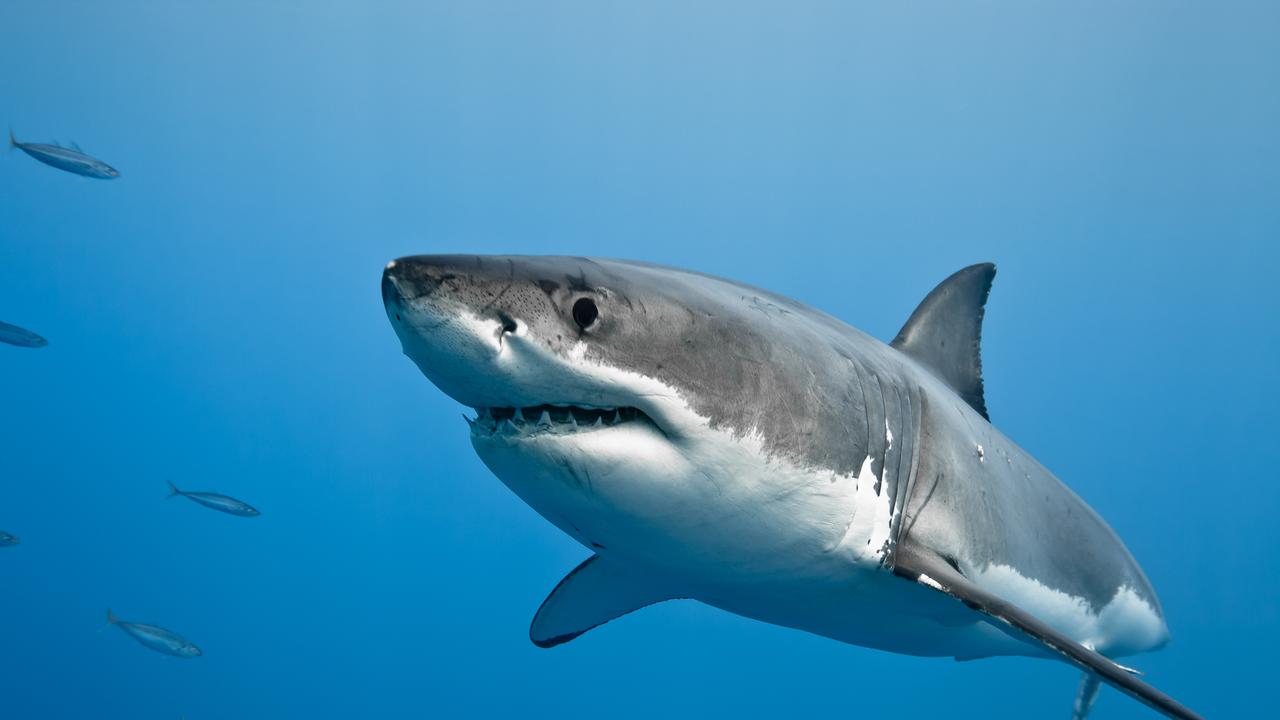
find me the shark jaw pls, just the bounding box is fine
[451,336,714,554]
[466,405,654,439]
[464,402,679,536]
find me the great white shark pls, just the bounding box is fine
[381,255,1199,719]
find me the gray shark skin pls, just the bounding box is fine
[166,481,260,517]
[381,255,1199,719]
[0,320,48,348]
[105,609,201,658]
[9,129,119,179]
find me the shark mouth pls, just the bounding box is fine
[466,404,653,438]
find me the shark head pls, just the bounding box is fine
[381,255,726,427]
[381,254,872,566]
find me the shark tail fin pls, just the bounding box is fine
[166,480,182,498]
[103,608,119,631]
[8,128,16,151]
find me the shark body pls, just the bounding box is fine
[381,255,1198,719]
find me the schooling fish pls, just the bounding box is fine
[166,480,260,517]
[9,129,119,179]
[105,609,201,658]
[0,531,19,547]
[0,320,47,348]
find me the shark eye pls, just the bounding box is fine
[572,297,599,329]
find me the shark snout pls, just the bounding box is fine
[382,254,555,333]
[382,255,535,408]
[381,256,439,311]
[382,261,406,316]
[382,255,512,316]
[382,257,460,322]
[382,256,444,305]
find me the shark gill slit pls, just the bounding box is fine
[850,361,871,489]
[887,384,925,567]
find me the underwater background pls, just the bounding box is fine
[2,2,1276,718]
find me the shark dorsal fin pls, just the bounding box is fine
[891,263,995,420]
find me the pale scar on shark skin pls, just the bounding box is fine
[382,255,1201,720]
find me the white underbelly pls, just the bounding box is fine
[477,420,1044,661]
[685,564,1037,660]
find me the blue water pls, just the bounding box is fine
[2,3,1276,718]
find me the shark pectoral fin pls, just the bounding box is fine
[530,555,678,648]
[1072,673,1102,720]
[890,263,994,420]
[892,545,1202,720]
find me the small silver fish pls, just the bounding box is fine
[105,609,202,658]
[167,481,260,517]
[10,129,119,179]
[0,320,47,348]
[0,531,19,547]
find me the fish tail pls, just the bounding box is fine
[103,608,119,630]
[7,127,15,151]
[166,480,182,498]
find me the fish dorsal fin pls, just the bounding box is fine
[890,263,996,420]
[71,141,83,152]
[530,555,679,648]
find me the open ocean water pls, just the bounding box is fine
[1,3,1276,718]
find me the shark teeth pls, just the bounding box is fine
[468,404,647,438]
